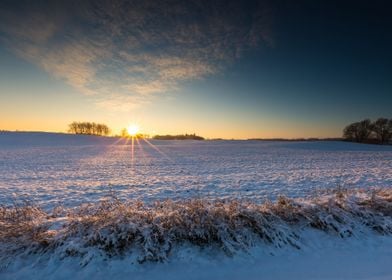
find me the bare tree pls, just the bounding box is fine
[356,119,372,143]
[372,118,391,144]
[388,119,392,143]
[343,118,392,144]
[343,123,357,141]
[68,122,110,136]
[102,125,110,136]
[68,122,79,134]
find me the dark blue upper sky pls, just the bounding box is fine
[0,0,391,138]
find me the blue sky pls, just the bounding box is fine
[0,0,391,138]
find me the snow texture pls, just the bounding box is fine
[1,132,391,209]
[0,132,391,279]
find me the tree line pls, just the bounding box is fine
[343,118,392,144]
[153,133,204,140]
[68,122,110,136]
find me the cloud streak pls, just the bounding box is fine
[0,0,272,111]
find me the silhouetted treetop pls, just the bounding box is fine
[153,133,204,140]
[68,122,110,136]
[343,118,392,144]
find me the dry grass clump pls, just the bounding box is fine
[0,188,391,265]
[0,201,53,268]
[0,202,51,243]
[60,199,300,262]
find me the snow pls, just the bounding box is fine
[2,231,392,280]
[0,132,391,279]
[1,132,391,209]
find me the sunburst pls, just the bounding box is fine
[117,123,171,168]
[127,124,139,136]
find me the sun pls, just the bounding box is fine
[127,124,139,136]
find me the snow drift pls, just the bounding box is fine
[1,188,391,268]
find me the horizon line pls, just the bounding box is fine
[0,129,343,141]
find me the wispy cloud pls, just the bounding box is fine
[0,0,272,111]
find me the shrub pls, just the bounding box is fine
[0,188,391,265]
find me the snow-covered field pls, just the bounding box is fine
[0,132,391,208]
[0,132,391,279]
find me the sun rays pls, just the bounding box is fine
[113,124,171,167]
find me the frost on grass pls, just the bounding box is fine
[0,188,391,266]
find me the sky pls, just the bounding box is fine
[0,0,391,139]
